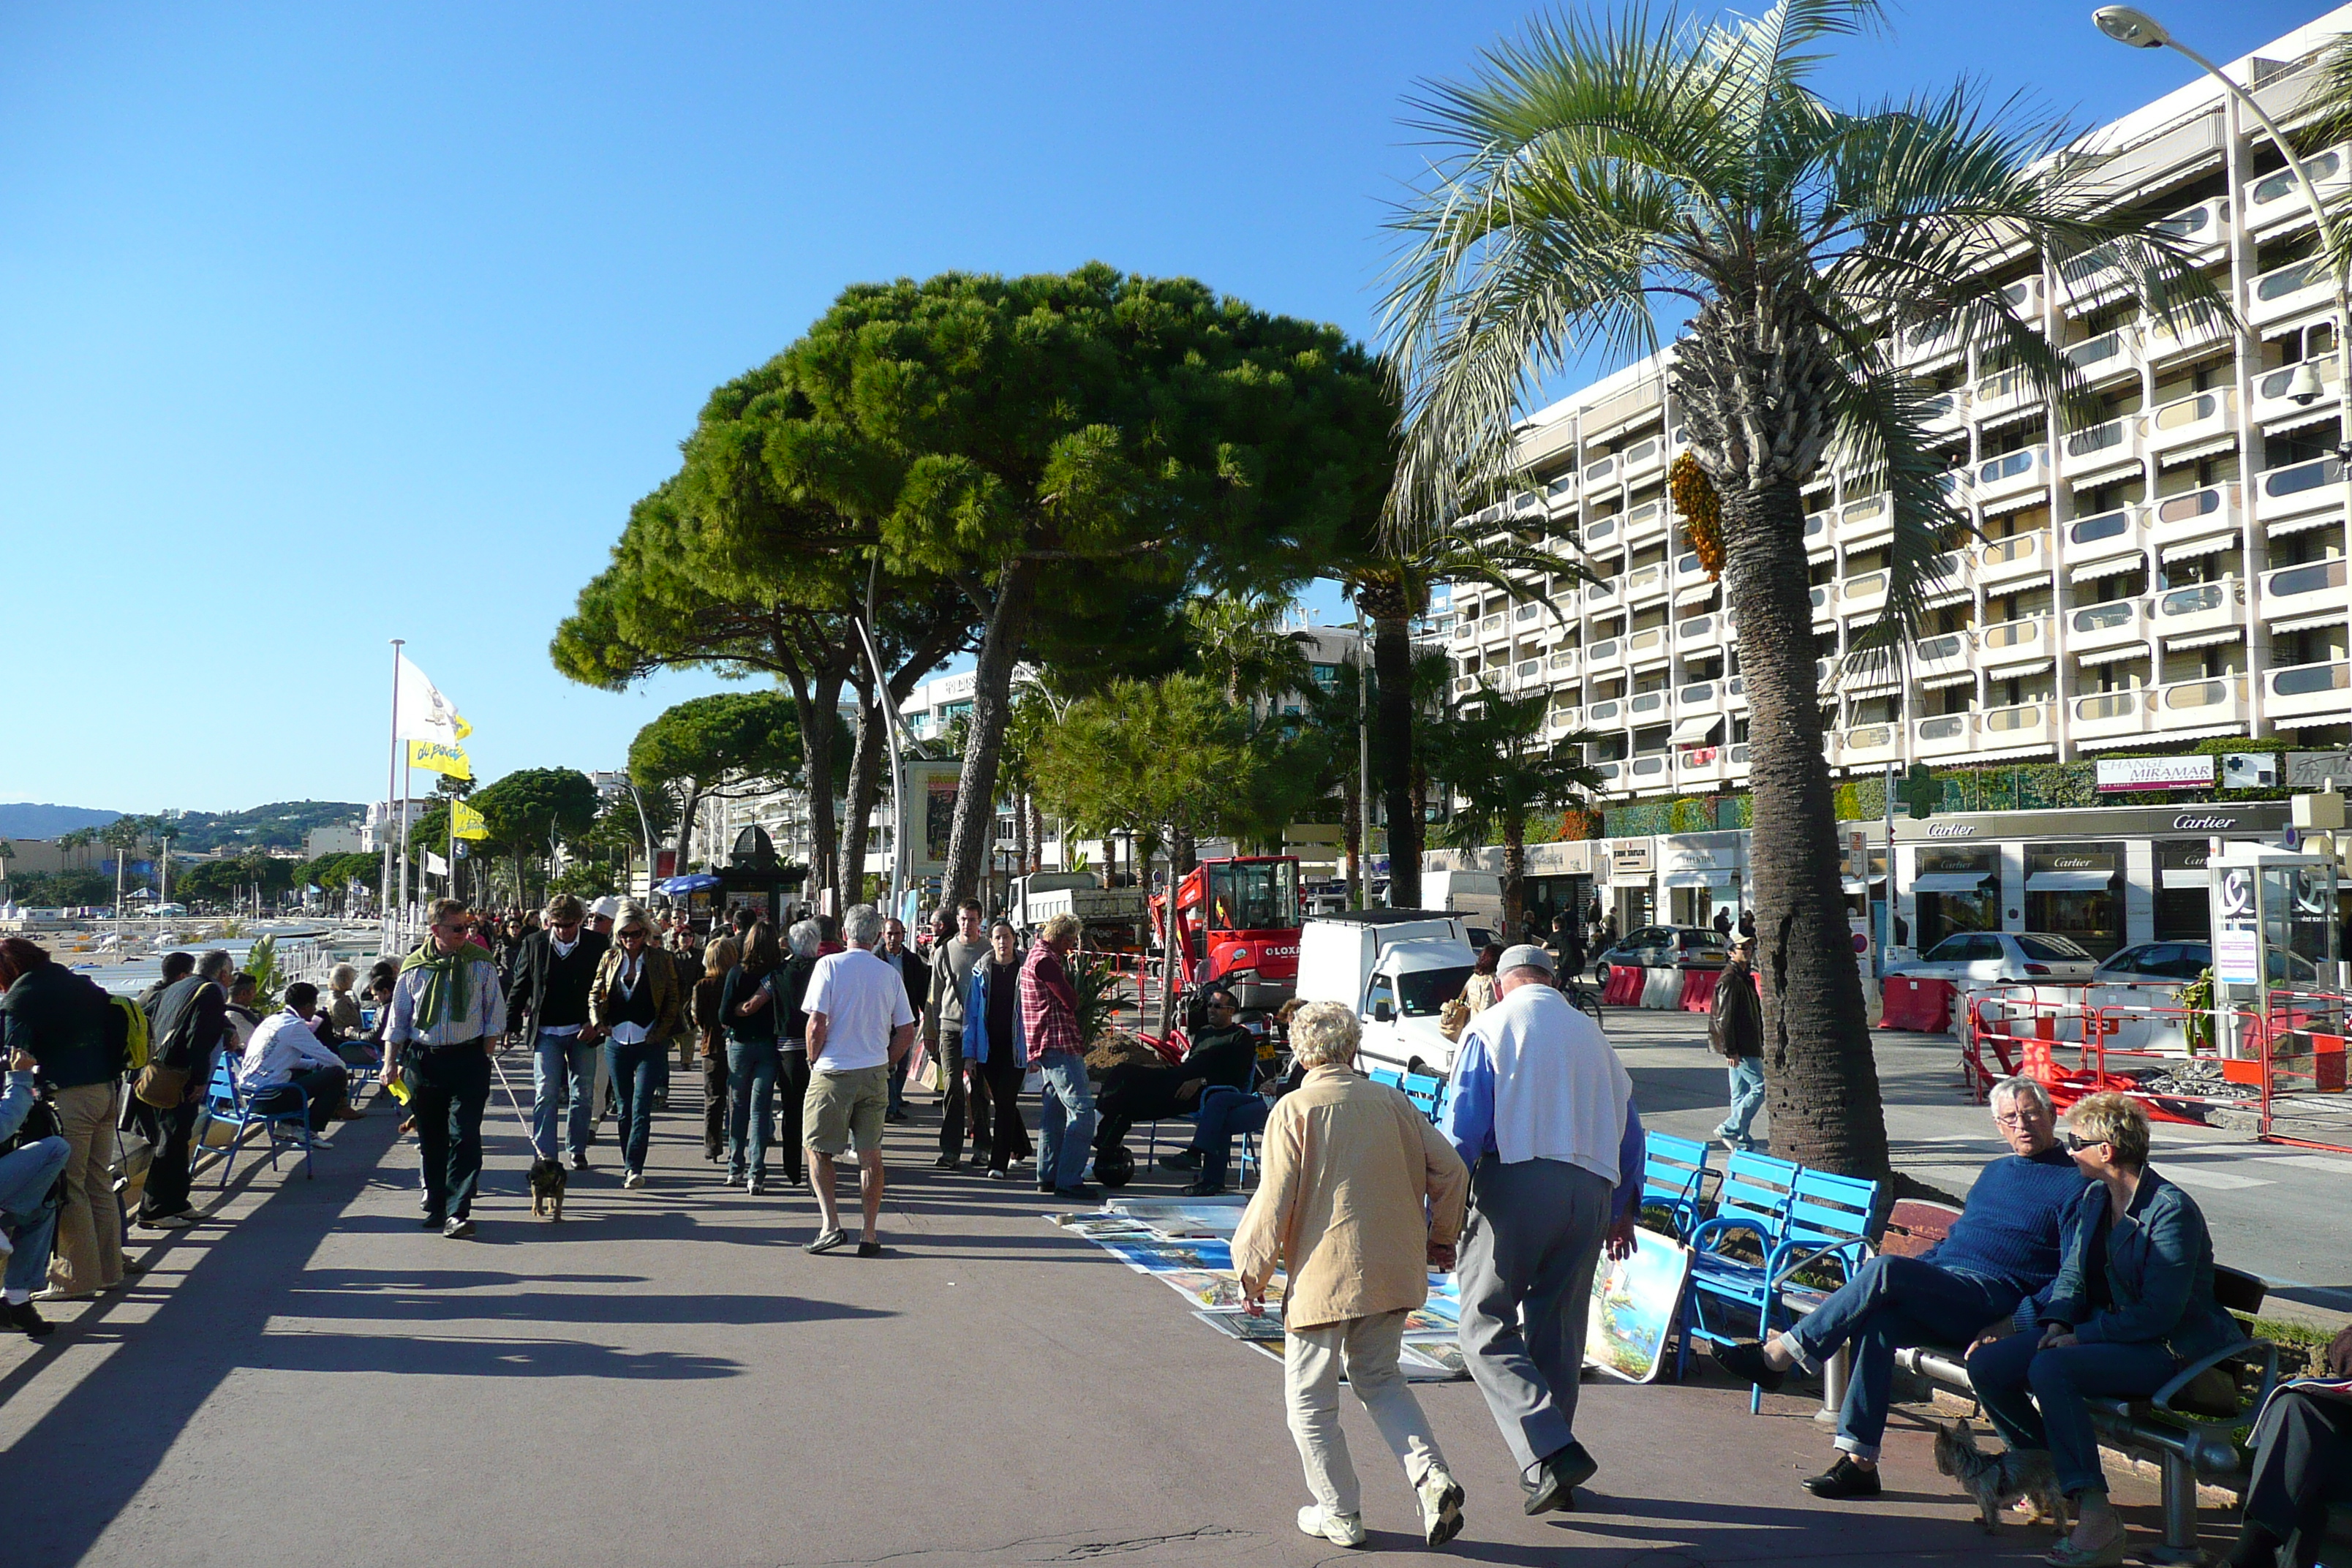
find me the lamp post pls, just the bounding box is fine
[2094,8,2352,548]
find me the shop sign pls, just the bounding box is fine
[2214,867,2259,984]
[2095,755,2215,793]
[2288,750,2352,788]
[1526,839,1594,875]
[1607,840,1654,878]
[1893,802,2287,842]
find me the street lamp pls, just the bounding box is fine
[2093,7,2352,480]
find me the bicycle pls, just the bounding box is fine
[1560,976,1605,1024]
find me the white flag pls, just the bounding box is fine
[423,851,451,878]
[395,654,472,745]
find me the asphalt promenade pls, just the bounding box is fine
[0,1049,2235,1568]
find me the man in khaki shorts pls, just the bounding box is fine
[802,903,916,1256]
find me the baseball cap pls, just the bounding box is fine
[589,897,621,920]
[1499,943,1556,975]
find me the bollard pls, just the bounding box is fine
[1815,1346,1849,1425]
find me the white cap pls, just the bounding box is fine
[1499,943,1556,976]
[589,897,621,919]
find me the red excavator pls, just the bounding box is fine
[1150,854,1305,1021]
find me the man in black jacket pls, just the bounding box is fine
[879,919,927,1123]
[1708,937,1764,1153]
[0,937,125,1297]
[138,949,233,1229]
[507,894,611,1171]
[1093,986,1260,1161]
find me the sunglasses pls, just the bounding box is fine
[2061,1132,2106,1153]
[619,928,650,941]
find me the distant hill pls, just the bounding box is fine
[0,804,121,838]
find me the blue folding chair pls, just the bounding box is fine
[1640,1131,1716,1240]
[201,1057,318,1186]
[1398,1071,1445,1125]
[1675,1149,1798,1395]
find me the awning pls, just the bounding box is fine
[1668,715,1722,745]
[1663,869,1741,888]
[2165,627,2244,651]
[2158,434,2239,467]
[1911,872,1991,894]
[2160,533,2238,563]
[1980,489,2050,519]
[1983,658,2054,677]
[1841,874,1889,893]
[2261,406,2342,439]
[655,873,724,894]
[1676,584,1719,608]
[2270,609,2348,634]
[1920,670,1978,689]
[1924,587,1974,608]
[1978,402,2046,435]
[2075,642,2149,665]
[2026,869,2115,892]
[2068,554,2146,583]
[2269,508,2343,535]
[2160,868,2212,889]
[2280,711,2352,728]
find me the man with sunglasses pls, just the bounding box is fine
[1713,1074,2089,1501]
[509,894,611,1172]
[385,898,508,1239]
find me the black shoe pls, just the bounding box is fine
[1714,1340,1788,1392]
[1180,1178,1227,1197]
[856,1240,883,1257]
[7,1300,56,1339]
[1158,1149,1203,1172]
[1053,1183,1099,1201]
[934,1154,960,1170]
[1801,1456,1882,1500]
[1038,1182,1058,1195]
[420,1213,446,1230]
[884,1108,912,1123]
[1522,1441,1598,1515]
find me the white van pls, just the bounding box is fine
[1294,911,1478,1078]
[1419,870,1504,929]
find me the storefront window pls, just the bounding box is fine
[2155,841,2213,943]
[1911,848,1999,951]
[2024,843,2126,959]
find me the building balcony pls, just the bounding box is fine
[2250,257,2334,328]
[2062,328,2141,389]
[2253,357,2343,426]
[1914,630,1974,681]
[1580,513,1620,551]
[2149,483,2239,546]
[1900,313,1966,369]
[1676,679,1725,715]
[1583,698,1625,729]
[1976,527,2051,586]
[1620,434,1665,486]
[2266,658,2352,722]
[1623,752,1673,794]
[1676,611,1725,652]
[2001,274,2046,319]
[1546,646,1581,679]
[1934,468,1973,508]
[2261,557,2351,620]
[1912,711,1978,759]
[1972,365,2042,426]
[1923,549,1975,605]
[2255,456,2345,524]
[1838,492,1893,546]
[1672,553,1716,611]
[1836,723,1904,766]
[1512,657,1545,690]
[1725,674,1749,712]
[2152,195,2232,260]
[1542,470,1579,510]
[2059,415,2143,486]
[1727,742,1753,780]
[1978,699,2054,752]
[1803,509,1832,558]
[1624,563,1669,606]
[2062,505,2149,569]
[2151,674,2250,733]
[1975,444,2052,507]
[1547,704,1585,736]
[1589,758,1625,791]
[2151,578,2247,639]
[2068,595,2147,652]
[1583,576,1622,613]
[1811,583,1836,626]
[1625,689,1671,728]
[1621,498,1668,547]
[1673,746,1732,788]
[2140,306,2231,363]
[1451,616,1477,645]
[2145,387,2236,462]
[1840,570,1889,617]
[2246,146,2352,235]
[1625,625,1672,668]
[1978,614,2051,668]
[2069,687,2152,742]
[1584,637,1625,676]
[1921,388,1970,436]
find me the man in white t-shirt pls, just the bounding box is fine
[801,903,916,1256]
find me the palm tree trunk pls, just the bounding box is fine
[942,561,1039,908]
[1373,614,1421,908]
[1722,480,1891,1180]
[1501,813,1526,936]
[838,682,883,908]
[1341,777,1362,907]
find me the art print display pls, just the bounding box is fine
[1584,1228,1692,1384]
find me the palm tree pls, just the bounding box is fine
[1336,525,1589,910]
[1426,690,1600,936]
[1382,0,2215,1176]
[1183,592,1314,711]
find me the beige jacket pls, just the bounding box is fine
[1232,1065,1469,1331]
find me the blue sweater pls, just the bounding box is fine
[1923,1146,2089,1325]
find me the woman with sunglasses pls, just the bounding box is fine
[588,903,684,1189]
[1964,1093,2242,1567]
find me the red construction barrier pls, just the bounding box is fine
[1602,965,1647,1007]
[1680,968,1722,1012]
[1880,976,1956,1033]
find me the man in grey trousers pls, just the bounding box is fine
[1439,943,1643,1514]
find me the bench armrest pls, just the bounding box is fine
[2150,1335,2278,1427]
[1688,1215,1773,1256]
[1767,1238,1874,1292]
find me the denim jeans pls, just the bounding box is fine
[531,1030,600,1160]
[1716,1057,1765,1149]
[0,1135,69,1298]
[1190,1085,1267,1187]
[1035,1053,1096,1191]
[604,1036,663,1175]
[725,1039,779,1180]
[1967,1330,2180,1498]
[1784,1255,2019,1458]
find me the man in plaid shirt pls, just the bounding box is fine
[1020,914,1097,1197]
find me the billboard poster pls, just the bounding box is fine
[2095,755,2215,793]
[903,761,962,878]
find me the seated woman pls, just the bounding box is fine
[1090,986,1258,1158]
[1966,1092,2242,1568]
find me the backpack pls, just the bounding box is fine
[107,992,151,1074]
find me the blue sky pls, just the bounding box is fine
[1,0,2334,814]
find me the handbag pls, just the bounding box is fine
[1439,996,1472,1043]
[133,1062,190,1110]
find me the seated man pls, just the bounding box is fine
[1093,986,1259,1158]
[1163,1058,1305,1197]
[2228,1327,2352,1568]
[1714,1074,2087,1501]
[239,982,367,1138]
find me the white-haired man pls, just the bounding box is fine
[802,903,916,1257]
[1439,942,1644,1515]
[1714,1074,2087,1500]
[1235,1000,1471,1550]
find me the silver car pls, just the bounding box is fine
[1889,931,2097,986]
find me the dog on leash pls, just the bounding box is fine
[527,1158,568,1221]
[1933,1419,2067,1534]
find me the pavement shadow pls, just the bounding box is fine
[239,1330,742,1380]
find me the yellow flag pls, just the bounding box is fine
[451,799,491,841]
[409,740,472,780]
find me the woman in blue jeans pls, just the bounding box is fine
[0,1046,71,1337]
[589,907,683,1190]
[1965,1092,2240,1568]
[718,923,785,1194]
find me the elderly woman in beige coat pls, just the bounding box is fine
[1235,1000,1471,1550]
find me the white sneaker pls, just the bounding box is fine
[1296,1506,1366,1548]
[1416,1467,1466,1547]
[622,1170,644,1189]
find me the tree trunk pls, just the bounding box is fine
[785,668,845,902]
[1016,794,1034,878]
[671,782,701,875]
[941,560,1038,908]
[1341,776,1362,908]
[1373,613,1422,908]
[838,676,884,908]
[1722,479,1890,1180]
[1501,813,1526,937]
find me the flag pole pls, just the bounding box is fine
[384,639,404,951]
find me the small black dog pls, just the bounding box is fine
[528,1158,568,1221]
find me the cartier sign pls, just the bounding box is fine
[1926,823,1979,837]
[2171,814,2236,831]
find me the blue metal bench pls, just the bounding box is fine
[1640,1131,1716,1240]
[1399,1071,1445,1124]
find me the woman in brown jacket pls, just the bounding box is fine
[693,935,739,1164]
[588,902,684,1188]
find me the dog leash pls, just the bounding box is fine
[487,1051,542,1147]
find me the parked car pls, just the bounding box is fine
[1888,931,2096,986]
[1594,925,1731,981]
[2093,941,2320,986]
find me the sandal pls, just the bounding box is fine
[2043,1531,2127,1567]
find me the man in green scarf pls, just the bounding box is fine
[386,897,507,1239]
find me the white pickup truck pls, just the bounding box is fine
[1292,911,1478,1079]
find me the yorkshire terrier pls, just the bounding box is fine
[1933,1418,2067,1535]
[527,1157,568,1221]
